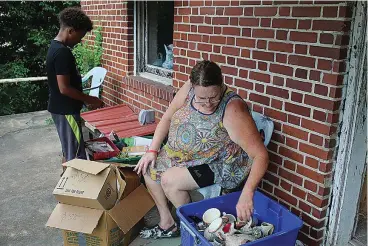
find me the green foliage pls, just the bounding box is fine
[73,26,103,75]
[0,1,80,116]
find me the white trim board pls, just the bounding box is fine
[326,2,367,246]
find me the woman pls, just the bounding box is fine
[134,60,269,239]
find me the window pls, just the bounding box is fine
[135,1,174,84]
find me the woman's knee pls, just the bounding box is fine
[161,168,177,192]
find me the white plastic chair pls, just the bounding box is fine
[194,111,274,200]
[82,67,107,98]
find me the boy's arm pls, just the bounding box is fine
[57,75,103,108]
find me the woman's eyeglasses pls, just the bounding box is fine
[193,97,222,104]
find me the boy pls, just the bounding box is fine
[46,7,103,165]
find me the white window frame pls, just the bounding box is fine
[134,1,173,85]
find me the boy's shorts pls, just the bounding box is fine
[51,113,87,162]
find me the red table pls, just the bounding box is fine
[81,104,157,138]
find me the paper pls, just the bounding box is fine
[132,136,152,147]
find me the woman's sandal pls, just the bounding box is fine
[140,223,180,239]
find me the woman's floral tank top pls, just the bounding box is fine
[150,87,252,189]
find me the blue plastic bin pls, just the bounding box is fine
[177,191,303,246]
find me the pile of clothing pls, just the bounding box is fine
[191,208,275,246]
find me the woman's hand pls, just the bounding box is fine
[133,152,157,176]
[236,189,254,222]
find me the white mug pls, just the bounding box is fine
[203,208,221,225]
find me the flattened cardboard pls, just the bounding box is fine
[108,185,155,233]
[46,203,103,234]
[54,162,118,210]
[64,159,109,175]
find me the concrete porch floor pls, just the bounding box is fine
[0,110,179,246]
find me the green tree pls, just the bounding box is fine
[0,1,80,115]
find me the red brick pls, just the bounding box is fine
[235,79,254,90]
[300,143,331,160]
[223,47,240,56]
[339,5,353,18]
[261,18,272,27]
[249,72,270,83]
[297,165,325,184]
[227,37,236,45]
[212,17,229,25]
[305,95,338,111]
[213,1,230,6]
[249,93,270,106]
[210,35,227,44]
[279,7,290,16]
[214,45,221,53]
[290,31,318,43]
[238,89,248,99]
[313,109,327,122]
[270,64,293,76]
[283,125,309,141]
[279,146,304,164]
[289,55,316,68]
[309,134,324,146]
[210,54,226,63]
[188,0,204,6]
[307,193,329,207]
[317,59,333,71]
[200,7,216,15]
[286,137,298,150]
[272,76,284,86]
[295,44,308,55]
[329,87,342,98]
[266,86,289,99]
[284,160,296,171]
[314,84,329,96]
[319,162,332,173]
[292,7,321,17]
[280,180,292,192]
[310,71,321,81]
[318,186,331,197]
[279,167,303,186]
[272,19,297,29]
[236,38,256,48]
[298,20,312,30]
[311,209,328,221]
[254,7,277,16]
[255,84,265,93]
[239,18,260,27]
[262,181,274,193]
[265,107,287,121]
[291,92,303,103]
[188,34,201,42]
[225,7,243,15]
[243,7,254,16]
[286,79,312,92]
[312,20,350,32]
[299,201,312,213]
[275,187,298,206]
[268,41,293,52]
[320,33,334,44]
[285,103,311,117]
[237,58,257,69]
[293,186,307,199]
[239,69,248,78]
[253,29,274,38]
[295,68,308,79]
[222,66,238,76]
[198,25,213,34]
[310,46,347,60]
[333,60,346,73]
[304,180,318,193]
[257,40,267,49]
[323,73,344,86]
[288,115,301,126]
[253,51,274,62]
[229,17,238,25]
[223,27,241,36]
[302,119,331,135]
[197,43,212,52]
[276,54,287,63]
[264,172,280,185]
[276,30,288,40]
[271,99,283,110]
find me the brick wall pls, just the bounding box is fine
[81,1,354,245]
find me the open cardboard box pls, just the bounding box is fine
[46,159,154,246]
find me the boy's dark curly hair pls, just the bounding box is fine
[58,7,93,32]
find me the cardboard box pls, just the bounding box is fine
[53,159,124,210]
[47,185,154,246]
[47,160,155,246]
